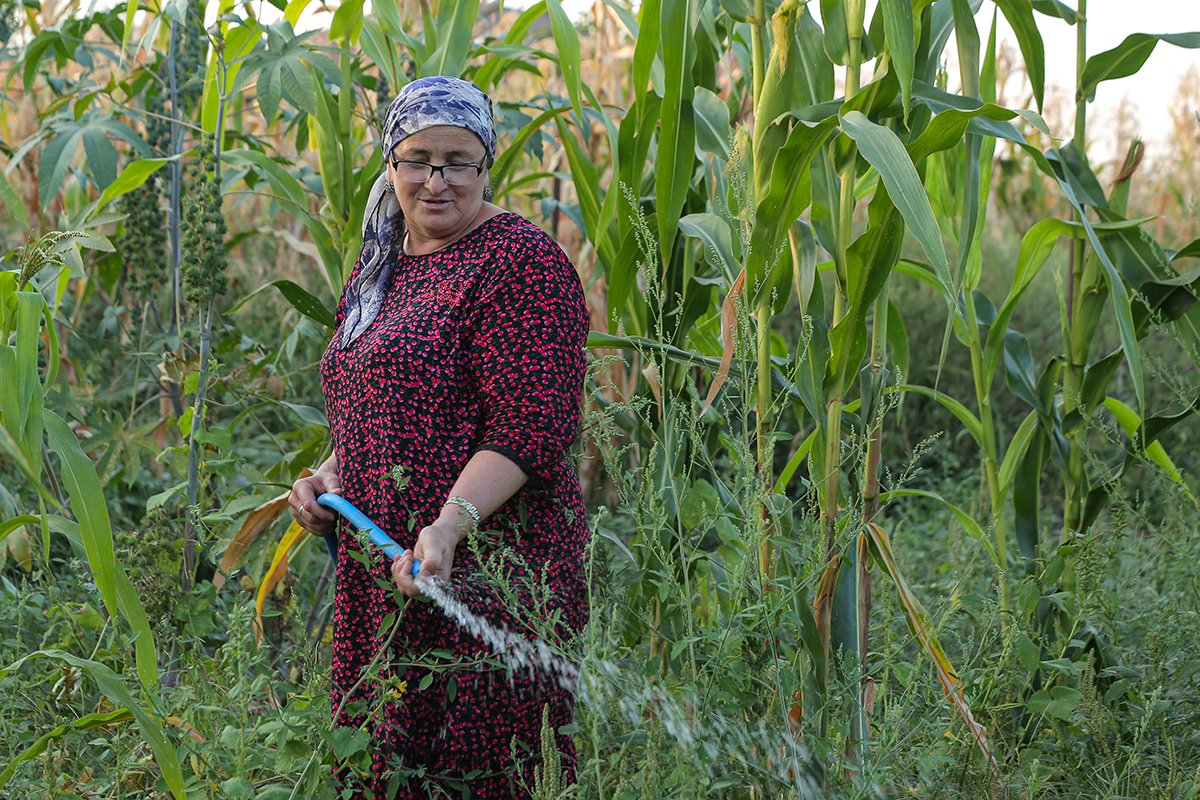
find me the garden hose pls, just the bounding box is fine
[317,493,420,575]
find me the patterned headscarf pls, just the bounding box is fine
[340,77,497,348]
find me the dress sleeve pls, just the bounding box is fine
[467,230,589,481]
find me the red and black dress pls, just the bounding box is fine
[318,212,590,798]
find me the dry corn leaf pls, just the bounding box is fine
[214,468,310,591]
[700,266,746,415]
[866,522,999,784]
[254,520,310,642]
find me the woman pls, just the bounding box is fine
[289,76,590,799]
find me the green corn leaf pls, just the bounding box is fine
[474,2,549,91]
[1103,398,1194,501]
[1013,426,1048,560]
[632,0,663,97]
[1031,0,1075,23]
[895,383,984,445]
[693,87,731,160]
[1080,32,1200,100]
[840,110,953,307]
[797,6,837,105]
[0,651,182,798]
[657,0,700,276]
[1169,238,1200,263]
[982,218,1074,386]
[48,516,158,689]
[827,194,904,390]
[997,409,1040,497]
[747,117,838,305]
[821,0,849,65]
[544,0,584,122]
[879,489,998,565]
[680,213,740,286]
[422,0,481,77]
[991,0,1044,110]
[880,0,915,120]
[329,0,364,44]
[554,118,604,259]
[45,411,118,618]
[886,296,909,382]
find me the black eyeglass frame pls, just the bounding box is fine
[387,156,489,184]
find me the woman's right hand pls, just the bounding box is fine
[289,465,342,538]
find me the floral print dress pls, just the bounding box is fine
[319,212,590,798]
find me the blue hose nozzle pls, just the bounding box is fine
[317,493,420,576]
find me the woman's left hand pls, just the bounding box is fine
[392,521,463,597]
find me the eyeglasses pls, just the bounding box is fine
[388,157,487,186]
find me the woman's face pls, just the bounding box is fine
[387,125,490,248]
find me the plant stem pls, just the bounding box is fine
[813,0,865,740]
[756,298,774,576]
[1062,0,1088,591]
[965,293,1009,608]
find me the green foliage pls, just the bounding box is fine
[4,0,1200,796]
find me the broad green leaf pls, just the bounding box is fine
[693,87,731,160]
[329,0,364,44]
[48,516,158,689]
[840,110,953,305]
[657,0,700,276]
[38,126,86,208]
[554,118,605,261]
[821,0,849,65]
[474,2,549,91]
[422,0,481,76]
[982,218,1073,386]
[45,411,118,617]
[1014,427,1048,560]
[998,409,1041,498]
[491,106,571,193]
[895,383,983,445]
[94,157,170,212]
[1080,33,1200,100]
[544,0,584,123]
[1031,0,1075,23]
[880,489,998,565]
[747,117,838,305]
[880,0,915,120]
[992,0,1044,110]
[1103,398,1193,498]
[632,0,663,97]
[680,213,740,286]
[827,194,904,390]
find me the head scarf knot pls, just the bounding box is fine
[340,76,496,348]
